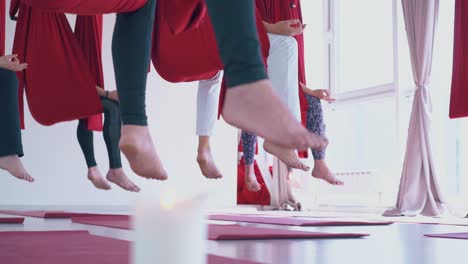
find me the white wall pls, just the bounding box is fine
[0,5,237,208]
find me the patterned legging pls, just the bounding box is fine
[242,93,325,165]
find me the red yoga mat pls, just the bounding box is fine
[209,214,394,226]
[425,233,468,240]
[71,216,368,240]
[0,230,262,264]
[0,217,24,224]
[0,210,116,219]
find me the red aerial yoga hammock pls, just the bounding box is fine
[12,0,271,129]
[449,0,468,119]
[151,0,271,117]
[74,15,105,131]
[256,0,309,158]
[0,0,5,56]
[11,1,109,128]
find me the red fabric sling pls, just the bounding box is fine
[152,0,270,83]
[13,0,269,127]
[0,0,5,56]
[12,4,102,127]
[449,0,468,119]
[74,15,104,131]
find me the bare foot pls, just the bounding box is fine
[244,164,261,192]
[87,167,111,190]
[106,168,141,192]
[197,150,223,179]
[263,141,309,171]
[119,125,168,180]
[0,155,34,182]
[222,80,328,150]
[311,160,344,185]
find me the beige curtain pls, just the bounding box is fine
[384,0,445,217]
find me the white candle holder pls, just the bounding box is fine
[133,190,208,264]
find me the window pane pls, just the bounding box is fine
[336,0,394,93]
[314,98,400,206]
[302,0,326,89]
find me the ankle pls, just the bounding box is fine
[88,166,99,174]
[197,137,211,153]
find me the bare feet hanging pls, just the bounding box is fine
[87,167,111,190]
[0,155,34,182]
[311,160,344,185]
[263,141,309,171]
[197,151,223,179]
[106,168,141,192]
[244,164,261,192]
[119,125,168,180]
[197,136,223,179]
[222,80,328,150]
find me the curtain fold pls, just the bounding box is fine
[384,0,445,217]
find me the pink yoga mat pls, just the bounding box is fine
[0,217,24,224]
[208,224,368,240]
[0,210,113,219]
[425,233,468,240]
[209,214,394,226]
[72,215,131,229]
[0,231,262,264]
[71,216,368,240]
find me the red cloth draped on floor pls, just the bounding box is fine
[0,0,5,56]
[74,15,104,131]
[237,159,271,205]
[237,140,271,205]
[449,0,468,119]
[256,0,308,158]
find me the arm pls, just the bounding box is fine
[96,86,119,102]
[0,55,27,71]
[262,19,303,36]
[300,83,335,102]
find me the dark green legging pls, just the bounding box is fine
[0,69,24,158]
[77,97,122,169]
[113,0,267,125]
[112,0,156,126]
[204,0,268,88]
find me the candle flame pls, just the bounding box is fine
[160,188,177,210]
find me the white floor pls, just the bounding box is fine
[1,207,468,264]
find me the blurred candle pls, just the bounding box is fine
[133,189,207,264]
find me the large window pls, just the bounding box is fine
[300,0,466,212]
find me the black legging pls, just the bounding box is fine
[0,68,24,158]
[112,0,156,126]
[77,97,122,169]
[204,0,267,88]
